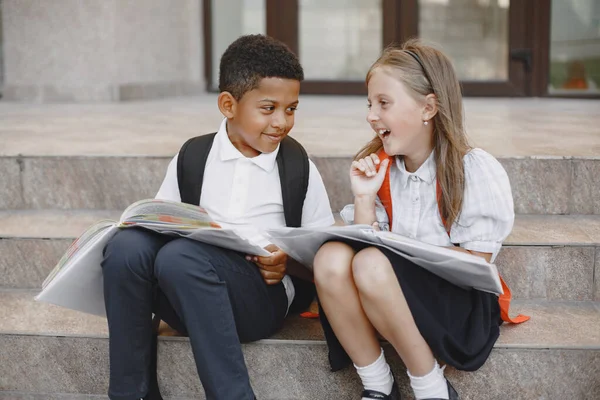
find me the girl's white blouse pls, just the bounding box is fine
[341,148,515,263]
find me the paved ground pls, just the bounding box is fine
[1,95,599,157]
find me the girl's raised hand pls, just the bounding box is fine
[350,153,390,197]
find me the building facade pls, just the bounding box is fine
[1,0,598,102]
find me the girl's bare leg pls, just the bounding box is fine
[351,247,436,376]
[313,242,381,366]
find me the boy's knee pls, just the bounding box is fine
[102,229,157,280]
[154,239,216,285]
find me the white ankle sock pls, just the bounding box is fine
[407,361,449,399]
[355,348,394,399]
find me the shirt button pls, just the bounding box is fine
[414,197,419,202]
[411,175,418,182]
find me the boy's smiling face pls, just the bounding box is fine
[219,77,300,158]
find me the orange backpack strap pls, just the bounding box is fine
[376,150,394,222]
[435,180,528,325]
[300,311,320,319]
[498,276,530,323]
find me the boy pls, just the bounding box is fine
[101,34,334,400]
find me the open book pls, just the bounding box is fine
[36,199,270,316]
[37,202,504,317]
[265,225,503,295]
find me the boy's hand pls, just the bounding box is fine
[246,244,288,285]
[350,153,390,197]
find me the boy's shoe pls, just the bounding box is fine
[142,391,163,400]
[423,379,460,400]
[361,375,401,399]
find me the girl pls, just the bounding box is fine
[313,39,526,400]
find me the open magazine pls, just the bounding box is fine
[37,202,504,317]
[265,225,504,295]
[36,199,271,316]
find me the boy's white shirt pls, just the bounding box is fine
[156,118,335,309]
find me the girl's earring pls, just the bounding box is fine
[423,120,429,126]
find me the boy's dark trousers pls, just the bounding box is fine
[102,228,288,400]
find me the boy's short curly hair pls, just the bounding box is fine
[219,34,304,100]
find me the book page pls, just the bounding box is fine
[120,199,215,227]
[42,220,115,288]
[36,224,120,317]
[266,225,502,294]
[374,230,492,266]
[121,225,270,257]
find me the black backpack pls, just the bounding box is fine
[176,132,316,313]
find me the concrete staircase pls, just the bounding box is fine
[1,97,599,399]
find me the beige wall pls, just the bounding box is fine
[2,0,204,102]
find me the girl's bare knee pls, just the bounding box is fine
[314,241,354,287]
[352,247,393,295]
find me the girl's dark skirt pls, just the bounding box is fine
[320,240,502,372]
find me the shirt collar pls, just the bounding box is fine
[395,150,436,188]
[216,118,279,172]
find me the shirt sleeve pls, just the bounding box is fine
[300,160,336,228]
[450,149,515,262]
[339,198,390,230]
[155,154,182,202]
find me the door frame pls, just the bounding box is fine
[203,0,589,98]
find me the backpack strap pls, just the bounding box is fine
[376,149,393,223]
[177,133,217,205]
[276,136,310,228]
[276,136,314,313]
[375,149,528,324]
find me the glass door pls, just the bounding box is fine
[268,0,531,95]
[418,0,529,96]
[547,0,600,97]
[296,0,384,94]
[205,0,534,96]
[204,0,267,91]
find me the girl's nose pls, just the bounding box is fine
[367,109,379,123]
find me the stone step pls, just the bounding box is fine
[0,394,107,399]
[1,97,600,215]
[1,290,599,399]
[1,154,599,215]
[1,211,598,301]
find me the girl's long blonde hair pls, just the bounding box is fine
[356,39,471,230]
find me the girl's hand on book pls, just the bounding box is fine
[350,154,390,197]
[246,244,288,285]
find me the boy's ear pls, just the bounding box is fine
[422,93,438,121]
[218,91,237,119]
